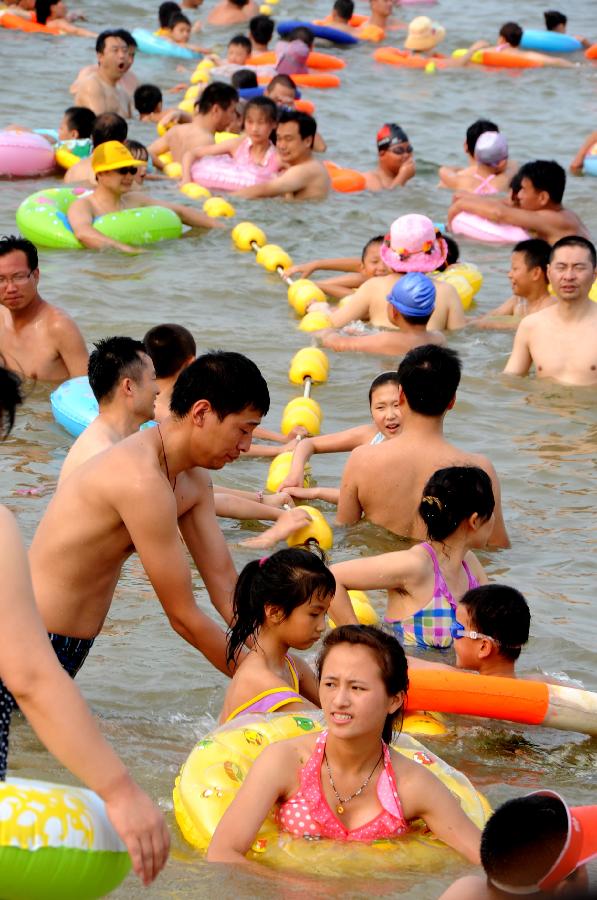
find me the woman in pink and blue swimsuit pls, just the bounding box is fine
[209,625,482,863]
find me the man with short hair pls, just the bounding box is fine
[363,123,416,191]
[73,31,133,118]
[59,337,158,484]
[235,110,330,200]
[504,236,597,386]
[0,235,88,382]
[336,344,510,548]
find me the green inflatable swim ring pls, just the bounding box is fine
[16,187,183,249]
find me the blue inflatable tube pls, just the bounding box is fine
[583,157,597,177]
[520,29,582,52]
[132,28,201,60]
[51,377,155,438]
[277,20,359,46]
[238,85,302,100]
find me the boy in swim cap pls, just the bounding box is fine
[439,792,597,898]
[443,131,513,195]
[439,119,519,190]
[363,123,416,191]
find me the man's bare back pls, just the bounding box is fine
[58,417,124,484]
[153,121,214,164]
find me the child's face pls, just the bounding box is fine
[227,43,250,65]
[57,114,75,141]
[266,84,296,108]
[271,594,329,650]
[508,251,535,298]
[132,163,147,186]
[362,241,389,278]
[452,604,482,671]
[369,383,401,438]
[244,108,272,143]
[171,22,191,43]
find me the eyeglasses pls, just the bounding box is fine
[450,621,496,643]
[114,166,139,175]
[388,144,413,156]
[0,271,33,288]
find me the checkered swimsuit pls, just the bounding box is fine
[384,542,478,650]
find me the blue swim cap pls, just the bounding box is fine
[387,272,436,317]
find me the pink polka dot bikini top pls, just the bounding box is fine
[277,731,409,841]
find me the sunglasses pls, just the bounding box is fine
[114,166,139,175]
[450,621,496,643]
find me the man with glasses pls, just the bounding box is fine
[0,236,88,382]
[364,123,416,192]
[67,141,223,253]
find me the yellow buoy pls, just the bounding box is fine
[280,399,322,436]
[286,505,333,550]
[255,244,292,272]
[287,279,327,316]
[191,68,210,85]
[260,4,272,12]
[203,197,236,218]
[184,84,201,102]
[178,98,196,114]
[180,182,211,200]
[328,590,379,628]
[288,347,329,385]
[266,452,307,493]
[231,221,267,251]
[158,151,173,166]
[164,161,182,179]
[298,310,332,332]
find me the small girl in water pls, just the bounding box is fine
[219,546,336,723]
[330,466,493,650]
[180,96,279,186]
[209,625,481,861]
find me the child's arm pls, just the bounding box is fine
[291,656,321,706]
[133,192,225,229]
[315,273,366,299]
[329,550,420,624]
[279,426,373,490]
[326,278,379,328]
[570,129,597,174]
[180,137,242,184]
[285,485,340,504]
[284,256,361,279]
[472,296,521,330]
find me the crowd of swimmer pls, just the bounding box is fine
[1,0,597,896]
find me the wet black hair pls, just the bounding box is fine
[266,74,298,98]
[397,345,461,417]
[333,0,354,22]
[226,546,335,665]
[481,795,568,888]
[170,350,269,419]
[96,29,128,54]
[517,159,566,205]
[229,0,250,8]
[460,584,530,661]
[88,336,147,403]
[91,112,127,148]
[231,68,258,89]
[63,106,96,139]
[134,84,163,116]
[124,139,149,162]
[228,33,252,52]
[465,119,499,156]
[361,234,384,263]
[0,361,23,439]
[143,323,196,378]
[419,466,495,541]
[249,14,274,45]
[317,625,409,744]
[443,234,460,267]
[544,9,566,30]
[277,108,317,143]
[499,21,523,47]
[244,95,277,124]
[159,1,181,27]
[509,169,523,199]
[286,25,315,47]
[0,235,38,270]
[113,28,137,48]
[169,12,191,29]
[550,235,597,269]
[34,0,58,24]
[368,371,400,405]
[513,238,551,277]
[196,82,239,114]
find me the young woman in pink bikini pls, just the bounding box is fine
[208,625,482,862]
[219,546,335,723]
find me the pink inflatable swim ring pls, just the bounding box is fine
[451,212,529,245]
[191,140,279,192]
[0,130,55,177]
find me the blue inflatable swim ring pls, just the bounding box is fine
[132,28,201,60]
[520,30,582,52]
[277,20,358,46]
[51,377,155,438]
[238,85,302,100]
[583,157,597,177]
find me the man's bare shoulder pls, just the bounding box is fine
[43,301,84,335]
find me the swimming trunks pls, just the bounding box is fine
[225,655,304,722]
[0,632,94,781]
[277,730,409,840]
[384,543,479,650]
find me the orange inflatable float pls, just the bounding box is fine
[407,670,597,737]
[258,73,341,89]
[314,14,384,42]
[294,99,315,114]
[248,51,345,70]
[584,43,597,60]
[476,49,544,68]
[374,47,448,68]
[324,161,366,193]
[0,11,59,33]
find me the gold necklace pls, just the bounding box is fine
[157,423,176,492]
[324,748,383,815]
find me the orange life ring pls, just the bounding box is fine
[477,49,544,68]
[585,43,597,60]
[294,99,315,115]
[258,73,341,89]
[314,14,384,41]
[324,161,366,193]
[373,47,446,68]
[248,51,345,70]
[0,11,59,33]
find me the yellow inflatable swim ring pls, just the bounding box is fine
[173,711,489,874]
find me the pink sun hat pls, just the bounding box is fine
[380,214,448,273]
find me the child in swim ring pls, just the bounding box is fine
[181,96,279,187]
[284,234,389,300]
[330,466,492,649]
[209,625,482,860]
[219,546,336,723]
[34,0,96,35]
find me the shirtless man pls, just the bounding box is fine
[448,160,590,245]
[361,0,403,32]
[263,76,327,153]
[316,215,465,332]
[59,337,157,484]
[29,352,310,685]
[235,110,330,201]
[439,119,518,191]
[320,273,445,355]
[336,344,510,548]
[363,123,416,192]
[504,236,597,386]
[0,236,88,382]
[73,31,133,118]
[148,82,238,169]
[474,238,555,331]
[207,0,257,27]
[71,29,139,105]
[68,141,221,253]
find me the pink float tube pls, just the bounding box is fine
[451,212,529,245]
[0,130,55,177]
